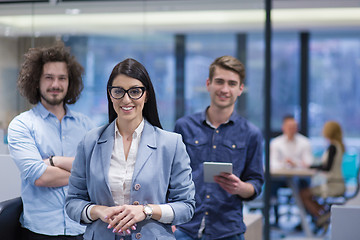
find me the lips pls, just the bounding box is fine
[217,94,229,100]
[121,106,134,111]
[48,89,63,94]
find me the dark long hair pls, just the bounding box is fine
[107,58,162,129]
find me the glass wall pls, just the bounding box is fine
[309,32,360,155]
[64,34,175,129]
[184,33,236,116]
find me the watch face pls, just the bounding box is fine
[143,205,153,219]
[144,205,152,214]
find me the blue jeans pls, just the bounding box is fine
[174,229,245,240]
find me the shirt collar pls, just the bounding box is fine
[201,106,235,128]
[115,118,145,139]
[34,102,73,119]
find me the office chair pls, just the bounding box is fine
[0,197,23,240]
[319,153,360,206]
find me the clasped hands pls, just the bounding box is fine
[93,204,145,235]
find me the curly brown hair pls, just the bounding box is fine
[17,42,84,105]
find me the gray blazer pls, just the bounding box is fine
[66,120,195,240]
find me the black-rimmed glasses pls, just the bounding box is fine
[108,86,146,100]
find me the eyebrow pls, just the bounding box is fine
[43,73,68,77]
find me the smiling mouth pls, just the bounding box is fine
[218,94,229,99]
[121,106,134,111]
[48,89,63,94]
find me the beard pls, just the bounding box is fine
[40,89,66,106]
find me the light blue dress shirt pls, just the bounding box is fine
[7,103,94,236]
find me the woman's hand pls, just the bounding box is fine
[106,205,145,234]
[90,205,122,223]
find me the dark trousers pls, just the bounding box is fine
[21,228,83,240]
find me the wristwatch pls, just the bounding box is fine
[49,155,55,166]
[143,204,153,220]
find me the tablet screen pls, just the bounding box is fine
[203,162,233,183]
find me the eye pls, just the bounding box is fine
[228,81,238,87]
[214,79,224,85]
[129,88,141,95]
[113,88,124,95]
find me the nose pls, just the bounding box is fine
[220,83,230,93]
[122,92,132,103]
[51,78,61,88]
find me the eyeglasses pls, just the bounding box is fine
[108,86,146,100]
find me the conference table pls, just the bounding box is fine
[271,168,317,237]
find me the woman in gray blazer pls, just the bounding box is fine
[66,58,195,240]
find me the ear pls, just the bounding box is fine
[238,83,244,97]
[206,78,211,91]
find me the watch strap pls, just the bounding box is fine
[49,155,55,166]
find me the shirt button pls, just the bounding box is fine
[134,184,141,191]
[205,212,209,215]
[216,130,219,133]
[195,140,199,144]
[232,144,236,148]
[135,233,142,239]
[206,195,210,199]
[133,201,140,205]
[213,145,216,149]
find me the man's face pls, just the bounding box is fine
[282,118,298,139]
[206,66,244,110]
[39,62,69,107]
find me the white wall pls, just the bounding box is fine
[0,154,21,202]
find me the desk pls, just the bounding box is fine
[271,168,316,237]
[244,213,262,240]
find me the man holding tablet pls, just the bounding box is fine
[174,56,264,240]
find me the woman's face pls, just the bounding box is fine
[109,74,147,125]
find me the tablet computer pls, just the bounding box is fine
[203,162,233,183]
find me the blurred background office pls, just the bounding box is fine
[1,0,360,239]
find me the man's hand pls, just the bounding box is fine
[286,158,297,168]
[214,172,254,198]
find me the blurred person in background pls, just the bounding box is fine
[270,115,313,226]
[300,121,345,229]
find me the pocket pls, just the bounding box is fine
[221,140,246,174]
[83,228,94,240]
[183,136,209,180]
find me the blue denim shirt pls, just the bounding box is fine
[174,109,264,239]
[8,103,94,236]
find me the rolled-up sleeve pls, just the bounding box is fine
[8,117,47,184]
[242,128,264,201]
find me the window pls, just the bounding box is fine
[184,33,236,116]
[64,34,175,130]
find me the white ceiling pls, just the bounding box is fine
[0,0,360,37]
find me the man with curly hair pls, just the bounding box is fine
[7,43,94,240]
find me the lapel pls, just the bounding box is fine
[97,121,115,202]
[132,120,157,181]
